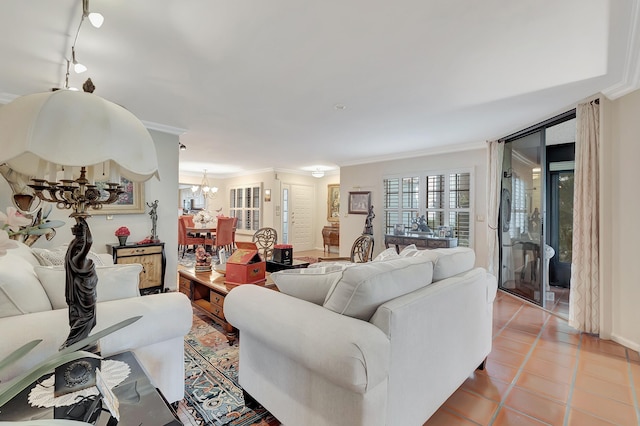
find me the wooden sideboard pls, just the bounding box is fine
[384,234,458,253]
[108,242,166,294]
[322,225,340,253]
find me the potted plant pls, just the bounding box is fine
[114,226,130,246]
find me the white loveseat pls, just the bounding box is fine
[0,241,192,403]
[225,247,498,426]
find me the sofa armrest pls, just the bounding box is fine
[0,292,192,383]
[225,285,390,394]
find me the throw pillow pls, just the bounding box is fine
[0,254,52,317]
[32,246,106,267]
[35,264,142,310]
[323,256,434,321]
[271,265,346,305]
[399,244,419,257]
[427,247,476,281]
[373,247,400,262]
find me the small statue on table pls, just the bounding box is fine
[194,245,212,272]
[146,200,159,242]
[363,205,375,235]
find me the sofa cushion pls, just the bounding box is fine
[323,256,434,321]
[32,245,106,267]
[373,247,400,262]
[35,264,142,309]
[6,241,41,268]
[0,253,52,317]
[399,246,476,281]
[271,265,345,305]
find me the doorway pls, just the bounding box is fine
[499,112,576,311]
[281,183,314,251]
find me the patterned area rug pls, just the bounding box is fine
[181,310,279,426]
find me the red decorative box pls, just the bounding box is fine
[225,242,266,286]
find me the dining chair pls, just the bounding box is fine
[317,234,374,263]
[178,215,205,258]
[211,216,236,258]
[252,227,278,261]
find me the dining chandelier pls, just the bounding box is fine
[192,169,218,199]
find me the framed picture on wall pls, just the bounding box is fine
[327,184,340,222]
[348,191,371,215]
[92,176,145,214]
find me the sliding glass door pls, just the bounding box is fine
[500,131,546,306]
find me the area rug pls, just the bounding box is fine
[181,309,279,426]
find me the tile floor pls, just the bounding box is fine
[425,291,640,425]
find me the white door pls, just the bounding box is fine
[288,183,313,251]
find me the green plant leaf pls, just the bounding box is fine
[0,316,141,407]
[0,340,42,373]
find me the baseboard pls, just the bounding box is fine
[610,333,640,353]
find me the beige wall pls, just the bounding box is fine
[603,89,640,351]
[340,148,488,268]
[0,128,181,290]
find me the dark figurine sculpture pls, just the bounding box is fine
[62,218,98,351]
[147,199,159,241]
[363,205,375,235]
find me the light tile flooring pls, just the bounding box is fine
[426,291,640,425]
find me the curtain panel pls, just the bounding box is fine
[486,140,504,277]
[569,100,600,333]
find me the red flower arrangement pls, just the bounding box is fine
[114,226,131,237]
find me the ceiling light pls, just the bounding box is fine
[179,142,187,151]
[83,0,104,28]
[197,169,218,198]
[72,47,86,74]
[311,169,325,178]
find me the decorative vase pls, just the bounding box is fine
[118,236,128,246]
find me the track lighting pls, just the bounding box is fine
[83,0,104,28]
[179,142,187,151]
[72,47,86,74]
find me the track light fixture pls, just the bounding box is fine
[66,0,103,82]
[179,142,187,151]
[83,0,104,28]
[72,47,86,74]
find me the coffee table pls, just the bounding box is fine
[178,268,275,345]
[266,259,310,273]
[0,351,180,425]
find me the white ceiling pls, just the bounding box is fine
[1,0,639,178]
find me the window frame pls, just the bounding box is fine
[383,168,474,247]
[229,183,263,233]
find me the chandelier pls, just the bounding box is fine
[192,169,218,199]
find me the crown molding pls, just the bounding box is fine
[603,0,640,99]
[142,120,187,136]
[337,141,485,168]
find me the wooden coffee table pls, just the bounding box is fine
[178,268,275,345]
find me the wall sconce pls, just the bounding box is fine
[264,189,271,202]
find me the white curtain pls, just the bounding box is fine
[569,100,600,333]
[486,140,504,277]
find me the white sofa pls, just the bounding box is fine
[225,246,498,426]
[0,241,192,403]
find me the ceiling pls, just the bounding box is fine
[1,1,639,179]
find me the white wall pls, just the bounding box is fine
[340,148,488,268]
[603,89,640,351]
[0,128,180,290]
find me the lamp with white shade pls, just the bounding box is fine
[0,89,158,395]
